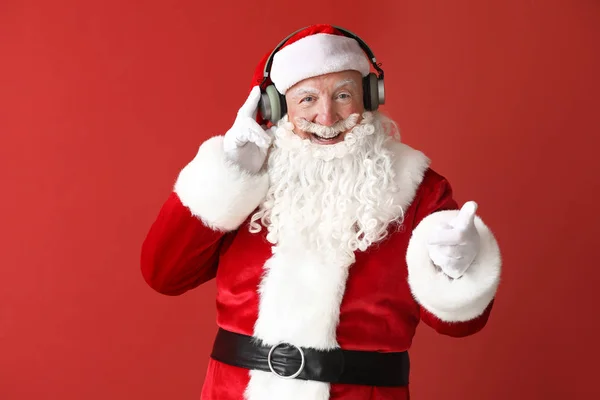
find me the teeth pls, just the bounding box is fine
[314,133,340,140]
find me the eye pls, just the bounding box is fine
[337,92,351,100]
[300,96,315,103]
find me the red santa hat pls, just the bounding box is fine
[251,24,372,95]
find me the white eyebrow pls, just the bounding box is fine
[289,87,319,98]
[333,79,356,90]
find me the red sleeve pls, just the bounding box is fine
[140,135,271,295]
[140,192,226,296]
[410,169,496,337]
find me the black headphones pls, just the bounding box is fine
[257,25,385,125]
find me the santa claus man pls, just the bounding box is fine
[141,24,502,400]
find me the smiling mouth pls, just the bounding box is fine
[311,132,342,143]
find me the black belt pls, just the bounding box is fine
[210,328,410,387]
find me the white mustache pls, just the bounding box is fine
[293,113,360,138]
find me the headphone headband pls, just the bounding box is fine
[259,25,384,89]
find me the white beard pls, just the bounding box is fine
[249,111,404,264]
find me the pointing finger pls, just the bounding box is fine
[238,86,261,118]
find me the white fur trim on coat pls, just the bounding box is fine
[174,136,269,232]
[406,210,501,322]
[388,141,431,212]
[270,33,371,94]
[245,246,346,400]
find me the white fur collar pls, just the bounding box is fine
[389,140,431,212]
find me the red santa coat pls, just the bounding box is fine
[141,136,502,400]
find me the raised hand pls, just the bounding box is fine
[223,86,273,174]
[426,201,481,279]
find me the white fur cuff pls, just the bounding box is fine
[406,210,502,322]
[174,136,269,232]
[270,33,371,94]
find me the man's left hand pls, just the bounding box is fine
[426,201,481,279]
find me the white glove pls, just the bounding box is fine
[426,201,481,279]
[223,86,273,174]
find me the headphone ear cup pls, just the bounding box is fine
[362,74,371,111]
[258,90,270,124]
[363,73,380,111]
[279,91,287,120]
[258,85,282,125]
[377,76,385,106]
[265,85,283,124]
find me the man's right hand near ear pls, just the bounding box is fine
[223,86,273,174]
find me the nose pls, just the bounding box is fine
[314,99,338,126]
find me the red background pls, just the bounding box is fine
[1,0,599,399]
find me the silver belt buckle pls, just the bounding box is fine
[267,342,305,379]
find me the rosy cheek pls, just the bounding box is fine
[338,104,359,118]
